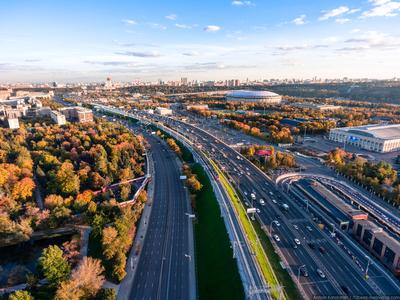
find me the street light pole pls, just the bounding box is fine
[269,221,275,236]
[365,255,372,279]
[297,265,306,282]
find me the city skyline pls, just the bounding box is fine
[1,0,400,82]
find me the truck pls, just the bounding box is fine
[282,203,289,211]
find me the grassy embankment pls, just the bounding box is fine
[209,159,286,300]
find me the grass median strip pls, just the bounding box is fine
[191,163,244,300]
[209,159,284,300]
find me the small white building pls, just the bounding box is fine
[155,107,173,116]
[7,118,19,129]
[329,124,400,153]
[50,110,67,125]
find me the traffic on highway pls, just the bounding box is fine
[137,110,400,299]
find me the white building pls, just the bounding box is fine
[329,124,400,153]
[7,118,19,129]
[225,90,282,104]
[292,102,342,111]
[155,107,173,116]
[50,110,67,125]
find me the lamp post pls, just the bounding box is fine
[297,264,306,282]
[365,255,372,279]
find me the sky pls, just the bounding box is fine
[0,0,400,83]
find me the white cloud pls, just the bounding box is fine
[122,19,137,25]
[342,31,400,51]
[182,51,200,56]
[165,14,177,20]
[319,6,349,20]
[350,28,361,34]
[204,25,221,32]
[361,0,400,18]
[335,18,351,24]
[116,51,162,58]
[232,1,255,6]
[148,23,167,30]
[291,14,307,25]
[348,8,361,14]
[175,23,192,29]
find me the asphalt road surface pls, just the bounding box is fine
[127,134,191,300]
[146,113,400,298]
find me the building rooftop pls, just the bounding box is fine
[226,90,280,98]
[335,124,400,140]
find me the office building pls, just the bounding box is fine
[329,124,400,153]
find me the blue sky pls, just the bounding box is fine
[0,0,399,82]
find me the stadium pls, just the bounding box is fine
[225,90,282,103]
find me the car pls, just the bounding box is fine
[317,269,326,278]
[269,191,274,196]
[273,220,281,227]
[251,215,255,221]
[308,242,315,249]
[294,238,301,245]
[272,199,277,204]
[273,235,280,242]
[306,226,313,232]
[259,199,265,205]
[244,191,248,196]
[293,224,299,230]
[256,208,261,213]
[341,285,350,295]
[300,267,309,277]
[245,202,250,207]
[318,246,326,254]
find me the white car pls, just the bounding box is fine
[273,235,280,242]
[306,226,313,232]
[293,224,299,230]
[259,199,265,205]
[273,220,281,227]
[294,238,301,245]
[272,199,277,204]
[256,208,261,213]
[317,269,326,278]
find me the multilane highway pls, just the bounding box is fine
[143,112,400,298]
[126,133,193,300]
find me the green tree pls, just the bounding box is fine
[39,245,71,287]
[8,290,34,300]
[56,162,80,196]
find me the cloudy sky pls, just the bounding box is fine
[1,0,400,82]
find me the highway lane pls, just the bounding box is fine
[152,114,400,298]
[150,116,343,297]
[128,134,191,300]
[179,110,400,235]
[93,104,269,300]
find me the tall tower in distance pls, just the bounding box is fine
[181,77,188,86]
[104,77,113,90]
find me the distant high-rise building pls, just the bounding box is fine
[104,77,113,90]
[181,77,188,86]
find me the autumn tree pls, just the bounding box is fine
[55,162,80,196]
[56,257,105,300]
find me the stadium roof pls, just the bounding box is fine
[338,124,400,140]
[226,90,280,98]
